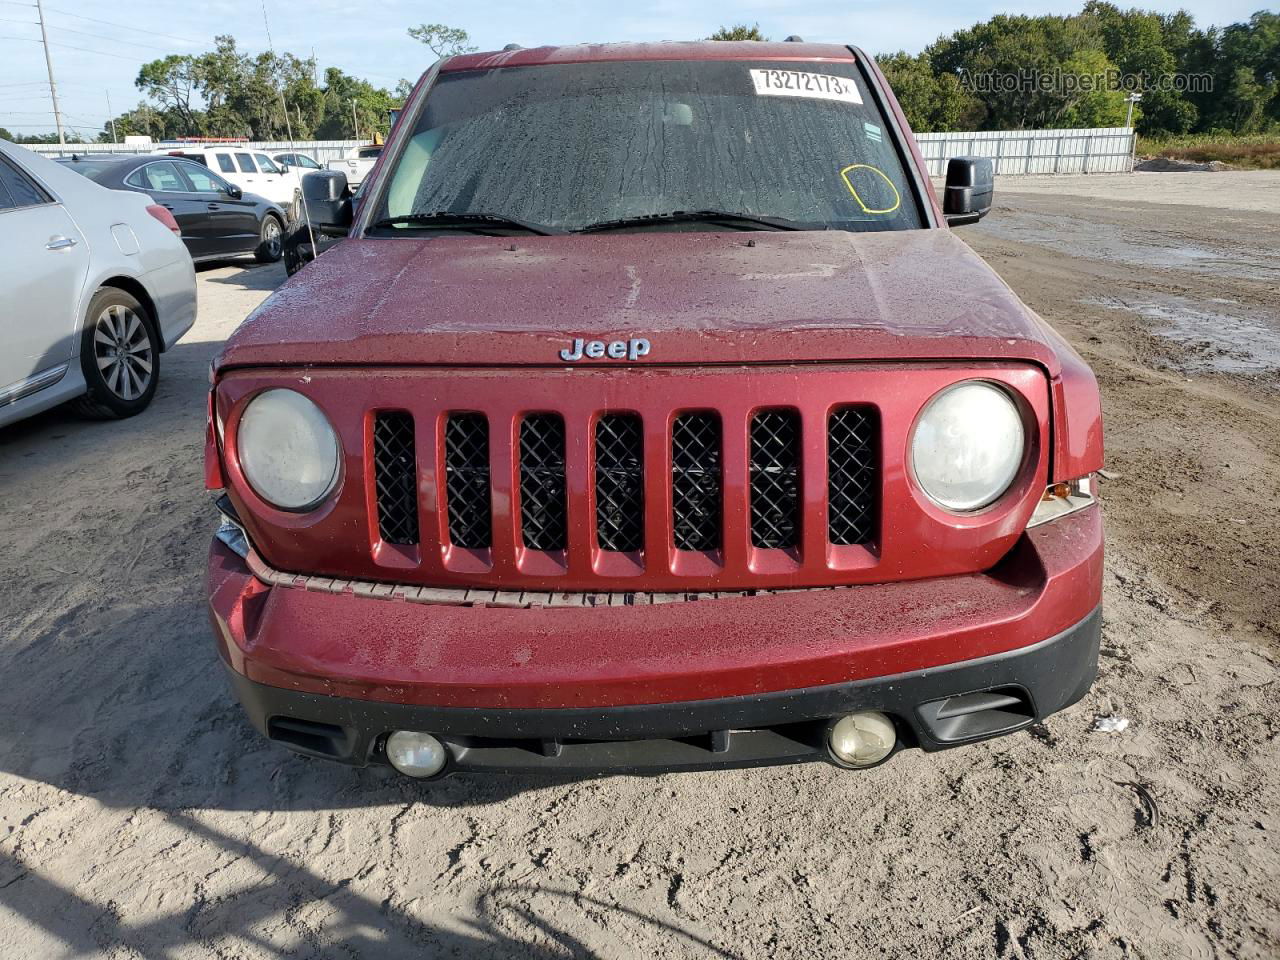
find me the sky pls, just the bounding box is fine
[0,0,1268,138]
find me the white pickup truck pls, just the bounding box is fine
[326,144,382,191]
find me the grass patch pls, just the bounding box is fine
[1138,133,1280,169]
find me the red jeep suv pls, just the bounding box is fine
[206,42,1103,779]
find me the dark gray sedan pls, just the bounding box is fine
[57,154,287,263]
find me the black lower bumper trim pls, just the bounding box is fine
[225,607,1100,776]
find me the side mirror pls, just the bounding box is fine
[943,157,993,227]
[298,170,353,236]
[278,162,290,173]
[224,183,244,200]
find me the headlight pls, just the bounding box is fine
[237,389,340,510]
[911,381,1025,512]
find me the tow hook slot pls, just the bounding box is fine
[916,685,1035,743]
[267,717,354,759]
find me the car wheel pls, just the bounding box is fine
[255,214,284,263]
[291,190,303,222]
[72,288,160,420]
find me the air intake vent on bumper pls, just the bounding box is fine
[520,414,568,551]
[445,413,492,549]
[827,407,877,546]
[372,412,419,545]
[595,414,644,552]
[750,409,800,548]
[671,413,722,551]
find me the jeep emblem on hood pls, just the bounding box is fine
[559,337,651,362]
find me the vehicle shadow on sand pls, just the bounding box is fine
[0,821,739,959]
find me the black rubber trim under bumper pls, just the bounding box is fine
[225,607,1100,776]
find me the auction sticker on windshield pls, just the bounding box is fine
[749,69,863,105]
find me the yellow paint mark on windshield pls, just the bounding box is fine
[839,164,901,215]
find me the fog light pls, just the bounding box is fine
[385,731,448,778]
[828,712,896,768]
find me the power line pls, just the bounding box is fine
[0,33,150,62]
[41,4,203,45]
[49,23,181,53]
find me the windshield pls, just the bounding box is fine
[373,60,923,233]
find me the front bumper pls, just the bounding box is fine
[226,607,1099,774]
[208,505,1102,775]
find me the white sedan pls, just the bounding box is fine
[0,140,197,428]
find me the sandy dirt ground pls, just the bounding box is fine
[1,172,1278,959]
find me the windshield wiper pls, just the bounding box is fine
[368,212,565,235]
[576,210,809,233]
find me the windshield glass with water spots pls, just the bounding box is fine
[373,59,924,233]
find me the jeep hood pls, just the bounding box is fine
[217,229,1064,374]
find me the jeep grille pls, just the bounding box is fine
[519,414,568,551]
[595,414,645,552]
[444,413,492,549]
[671,413,722,551]
[372,412,418,545]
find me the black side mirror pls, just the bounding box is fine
[224,183,243,200]
[298,170,353,236]
[943,157,993,227]
[284,171,355,276]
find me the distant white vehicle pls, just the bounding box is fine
[326,144,382,190]
[155,145,306,217]
[272,152,323,173]
[0,140,196,427]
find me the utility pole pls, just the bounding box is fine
[106,89,118,143]
[350,98,359,140]
[1124,92,1143,173]
[34,0,66,146]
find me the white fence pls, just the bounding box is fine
[915,127,1136,176]
[25,139,369,166]
[27,127,1138,177]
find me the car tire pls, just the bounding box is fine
[291,190,303,222]
[72,287,160,420]
[255,214,284,263]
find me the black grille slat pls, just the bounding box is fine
[672,413,721,551]
[750,410,800,549]
[520,414,567,551]
[373,412,419,545]
[595,415,644,552]
[827,407,877,546]
[445,414,492,548]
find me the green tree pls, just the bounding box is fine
[1083,2,1196,134]
[407,23,476,58]
[878,51,978,131]
[1057,48,1129,126]
[709,24,767,41]
[135,55,202,135]
[1216,11,1280,128]
[315,67,397,139]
